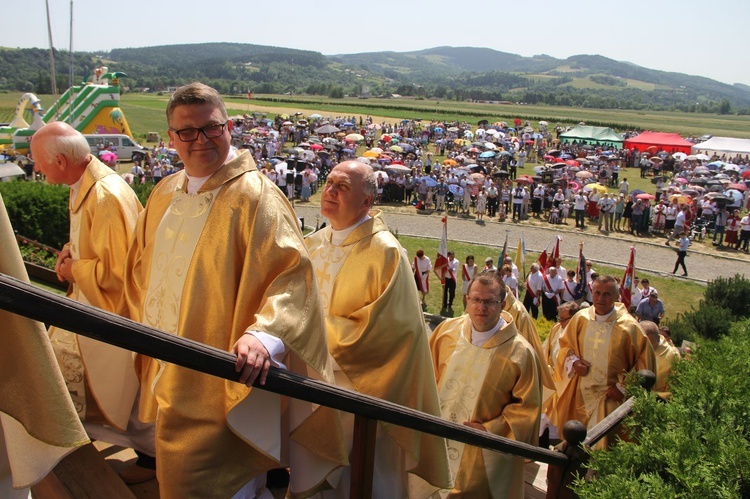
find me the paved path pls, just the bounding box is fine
[295,204,750,284]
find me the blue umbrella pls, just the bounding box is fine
[448,184,464,196]
[433,126,444,133]
[479,151,496,158]
[342,122,354,127]
[419,176,438,187]
[342,148,354,154]
[497,150,512,156]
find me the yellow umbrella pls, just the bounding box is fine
[443,159,458,166]
[454,139,471,146]
[389,145,404,153]
[363,150,379,158]
[585,183,608,194]
[346,133,365,142]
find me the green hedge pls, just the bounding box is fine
[0,180,69,249]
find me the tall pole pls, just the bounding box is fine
[45,0,58,102]
[68,1,74,91]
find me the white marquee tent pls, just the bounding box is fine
[692,137,750,158]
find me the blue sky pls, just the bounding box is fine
[2,0,749,87]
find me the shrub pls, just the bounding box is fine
[704,274,750,320]
[662,300,733,344]
[0,180,69,249]
[574,320,750,498]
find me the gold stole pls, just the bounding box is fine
[49,206,139,430]
[437,330,496,497]
[309,232,354,315]
[580,318,614,428]
[143,186,221,365]
[49,207,87,419]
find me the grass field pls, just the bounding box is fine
[3,92,749,139]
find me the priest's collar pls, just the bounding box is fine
[471,316,507,347]
[595,307,616,322]
[330,213,371,246]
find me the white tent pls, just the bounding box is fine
[692,137,750,158]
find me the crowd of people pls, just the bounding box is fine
[2,84,711,498]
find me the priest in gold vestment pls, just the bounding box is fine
[430,271,542,498]
[1,194,89,498]
[641,321,681,399]
[503,284,555,391]
[306,161,451,497]
[29,122,153,481]
[554,276,655,448]
[123,83,346,498]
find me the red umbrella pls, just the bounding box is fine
[728,183,748,191]
[516,175,535,184]
[310,143,323,151]
[565,159,580,167]
[742,171,750,180]
[382,135,392,142]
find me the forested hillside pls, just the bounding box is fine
[1,43,749,114]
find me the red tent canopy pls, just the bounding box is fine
[623,131,694,155]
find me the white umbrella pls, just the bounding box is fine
[274,161,288,175]
[695,153,711,161]
[356,157,372,165]
[374,171,389,180]
[672,152,688,161]
[0,162,25,178]
[385,164,411,172]
[484,142,497,150]
[723,164,741,172]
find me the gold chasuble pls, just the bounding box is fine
[504,289,555,390]
[123,151,346,498]
[553,304,655,447]
[653,336,681,398]
[0,195,89,497]
[306,211,452,494]
[429,312,542,498]
[48,157,142,431]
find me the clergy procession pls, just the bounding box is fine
[2,82,681,499]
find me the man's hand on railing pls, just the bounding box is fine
[233,334,271,387]
[463,421,487,432]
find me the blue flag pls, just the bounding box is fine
[574,252,587,300]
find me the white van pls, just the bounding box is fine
[84,134,147,161]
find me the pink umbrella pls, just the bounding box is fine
[568,180,581,191]
[674,178,689,184]
[636,193,656,200]
[728,183,747,191]
[310,143,323,151]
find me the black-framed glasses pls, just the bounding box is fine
[467,297,502,308]
[170,121,229,142]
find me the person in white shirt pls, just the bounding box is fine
[541,267,564,321]
[597,193,614,231]
[413,249,432,306]
[561,270,578,303]
[639,278,658,302]
[442,251,460,312]
[522,263,544,318]
[502,256,520,280]
[666,206,689,244]
[461,255,478,309]
[739,214,750,252]
[574,190,588,228]
[672,232,690,276]
[501,264,518,297]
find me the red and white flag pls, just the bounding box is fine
[434,217,449,284]
[538,235,562,272]
[621,246,637,309]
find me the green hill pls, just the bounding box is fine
[1,43,748,113]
